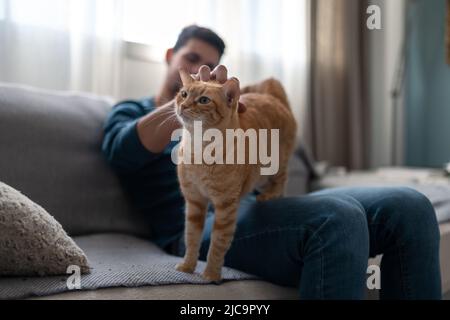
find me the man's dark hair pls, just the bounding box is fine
[174,25,226,57]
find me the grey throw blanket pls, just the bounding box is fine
[0,234,257,300]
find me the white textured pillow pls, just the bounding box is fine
[0,181,90,276]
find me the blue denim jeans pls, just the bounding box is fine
[170,187,442,300]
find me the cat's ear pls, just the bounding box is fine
[179,68,194,86]
[222,77,240,108]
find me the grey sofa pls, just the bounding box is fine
[0,83,448,300]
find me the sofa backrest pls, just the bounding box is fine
[0,83,151,237]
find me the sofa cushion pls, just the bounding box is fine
[0,181,90,276]
[30,281,300,300]
[0,83,150,237]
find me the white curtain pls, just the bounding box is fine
[0,0,308,130]
[0,0,124,97]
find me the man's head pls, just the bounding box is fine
[164,25,226,98]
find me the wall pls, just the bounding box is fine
[120,56,166,101]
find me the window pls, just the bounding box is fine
[5,0,68,30]
[123,0,219,49]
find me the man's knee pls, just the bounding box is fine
[313,195,367,228]
[376,187,440,245]
[306,195,369,251]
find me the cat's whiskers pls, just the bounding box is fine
[146,107,177,124]
[157,113,179,129]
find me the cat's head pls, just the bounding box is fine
[175,68,240,128]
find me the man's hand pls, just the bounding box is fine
[194,65,230,83]
[194,65,246,113]
[137,65,245,154]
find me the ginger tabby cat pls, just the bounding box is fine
[175,67,297,281]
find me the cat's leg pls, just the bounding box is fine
[176,195,209,274]
[257,141,295,201]
[256,167,288,201]
[202,197,240,282]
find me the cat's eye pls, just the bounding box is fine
[198,96,211,104]
[180,90,188,98]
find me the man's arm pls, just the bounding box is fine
[102,100,180,173]
[136,100,181,154]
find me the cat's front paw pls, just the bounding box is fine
[202,269,222,283]
[176,262,196,274]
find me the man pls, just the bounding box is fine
[102,25,442,299]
